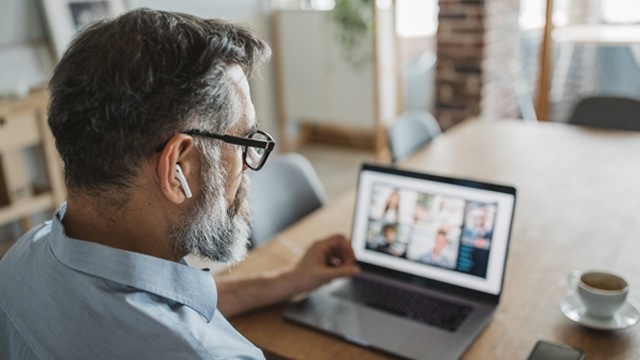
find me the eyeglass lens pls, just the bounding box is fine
[245,131,269,168]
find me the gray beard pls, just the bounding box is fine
[172,157,251,264]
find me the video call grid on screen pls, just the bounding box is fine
[352,169,515,295]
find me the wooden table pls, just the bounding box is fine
[226,118,640,359]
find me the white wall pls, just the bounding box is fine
[276,10,376,130]
[129,0,268,19]
[0,0,46,45]
[0,0,53,96]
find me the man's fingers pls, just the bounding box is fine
[324,264,360,279]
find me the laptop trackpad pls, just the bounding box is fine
[286,293,422,349]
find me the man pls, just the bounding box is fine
[462,206,493,248]
[420,229,454,268]
[369,223,404,257]
[0,8,359,359]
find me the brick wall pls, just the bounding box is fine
[435,0,522,130]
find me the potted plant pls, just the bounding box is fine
[331,0,374,70]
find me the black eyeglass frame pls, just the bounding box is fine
[183,129,276,171]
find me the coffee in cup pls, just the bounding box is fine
[569,270,628,318]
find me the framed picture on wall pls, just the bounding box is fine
[40,0,127,60]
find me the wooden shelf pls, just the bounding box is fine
[0,90,64,242]
[0,193,56,226]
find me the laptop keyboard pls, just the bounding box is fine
[332,277,473,332]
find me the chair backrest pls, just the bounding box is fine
[388,110,442,162]
[568,96,640,131]
[247,153,328,247]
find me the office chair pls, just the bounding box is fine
[247,153,328,247]
[388,110,442,162]
[568,96,640,131]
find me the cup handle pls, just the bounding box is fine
[567,270,581,295]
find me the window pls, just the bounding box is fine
[396,0,438,38]
[602,0,640,24]
[520,0,640,30]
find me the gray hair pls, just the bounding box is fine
[48,8,271,196]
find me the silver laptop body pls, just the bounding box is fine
[284,164,517,360]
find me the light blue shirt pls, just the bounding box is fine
[0,205,264,359]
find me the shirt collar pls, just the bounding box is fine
[49,204,217,321]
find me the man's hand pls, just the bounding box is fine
[291,234,360,294]
[215,234,359,318]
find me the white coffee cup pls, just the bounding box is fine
[569,270,629,318]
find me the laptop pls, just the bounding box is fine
[284,163,516,359]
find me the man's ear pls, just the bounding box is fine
[156,134,195,204]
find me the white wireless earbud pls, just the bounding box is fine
[174,164,192,199]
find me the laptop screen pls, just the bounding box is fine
[351,164,516,296]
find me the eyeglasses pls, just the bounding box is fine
[183,129,276,171]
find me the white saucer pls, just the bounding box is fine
[560,294,640,330]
